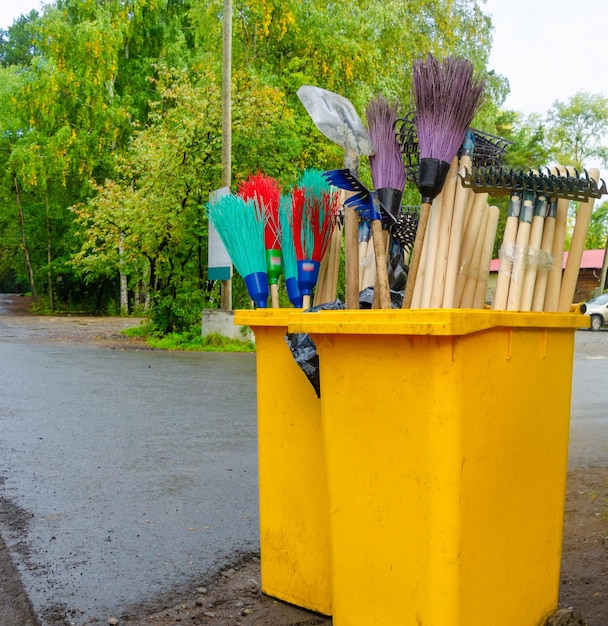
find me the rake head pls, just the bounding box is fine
[459,166,608,201]
[394,111,513,184]
[390,207,420,250]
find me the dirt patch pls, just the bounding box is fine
[0,294,607,626]
[0,294,149,350]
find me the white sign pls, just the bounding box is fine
[208,187,233,280]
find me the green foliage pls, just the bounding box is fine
[6,0,608,331]
[546,92,608,170]
[148,288,212,334]
[495,111,549,169]
[123,322,256,351]
[149,331,255,352]
[585,201,608,250]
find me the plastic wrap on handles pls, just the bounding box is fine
[509,242,528,283]
[526,247,554,272]
[499,242,554,280]
[498,243,516,279]
[458,258,487,283]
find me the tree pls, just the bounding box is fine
[495,110,549,169]
[546,92,608,171]
[0,0,502,319]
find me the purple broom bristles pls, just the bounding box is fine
[413,54,486,164]
[366,95,407,191]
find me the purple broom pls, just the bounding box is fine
[366,95,407,223]
[401,54,485,308]
[366,95,407,308]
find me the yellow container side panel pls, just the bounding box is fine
[314,325,576,626]
[252,323,331,615]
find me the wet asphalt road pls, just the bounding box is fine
[0,343,259,625]
[570,331,608,469]
[0,326,607,625]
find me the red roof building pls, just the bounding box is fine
[489,248,607,303]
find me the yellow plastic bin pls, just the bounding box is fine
[288,308,587,626]
[234,309,331,615]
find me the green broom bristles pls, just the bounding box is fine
[206,194,269,306]
[279,194,303,307]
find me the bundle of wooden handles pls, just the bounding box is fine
[403,154,500,309]
[492,167,599,312]
[314,166,599,312]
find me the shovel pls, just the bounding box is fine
[297,85,375,309]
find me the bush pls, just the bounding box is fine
[149,289,209,334]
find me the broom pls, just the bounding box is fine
[401,54,485,309]
[292,169,341,308]
[278,194,303,307]
[365,95,407,309]
[237,173,283,308]
[206,194,269,308]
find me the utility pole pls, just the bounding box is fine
[220,0,233,310]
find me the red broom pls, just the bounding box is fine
[237,173,283,307]
[401,54,485,308]
[291,169,341,308]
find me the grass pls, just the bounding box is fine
[122,323,256,352]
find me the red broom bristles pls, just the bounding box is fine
[291,171,340,263]
[237,173,282,250]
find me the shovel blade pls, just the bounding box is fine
[297,85,374,161]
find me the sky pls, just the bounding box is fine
[484,0,608,117]
[1,0,607,119]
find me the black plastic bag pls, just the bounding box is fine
[284,299,345,398]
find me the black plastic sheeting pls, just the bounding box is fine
[284,299,344,398]
[285,237,408,397]
[284,285,403,398]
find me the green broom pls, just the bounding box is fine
[279,194,303,307]
[206,194,269,308]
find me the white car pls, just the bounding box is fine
[581,293,608,331]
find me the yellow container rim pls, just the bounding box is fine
[234,307,589,336]
[234,308,303,328]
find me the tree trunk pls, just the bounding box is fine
[45,193,54,312]
[119,233,129,315]
[13,175,37,302]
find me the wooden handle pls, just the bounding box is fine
[459,204,488,308]
[410,204,432,309]
[519,213,546,312]
[492,215,519,310]
[453,192,489,307]
[473,205,500,309]
[531,215,556,312]
[544,194,570,312]
[419,191,445,308]
[270,283,280,308]
[443,155,472,308]
[328,224,343,300]
[558,168,600,311]
[506,203,533,311]
[371,220,392,309]
[344,204,360,309]
[313,223,342,307]
[402,201,431,308]
[430,156,459,308]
